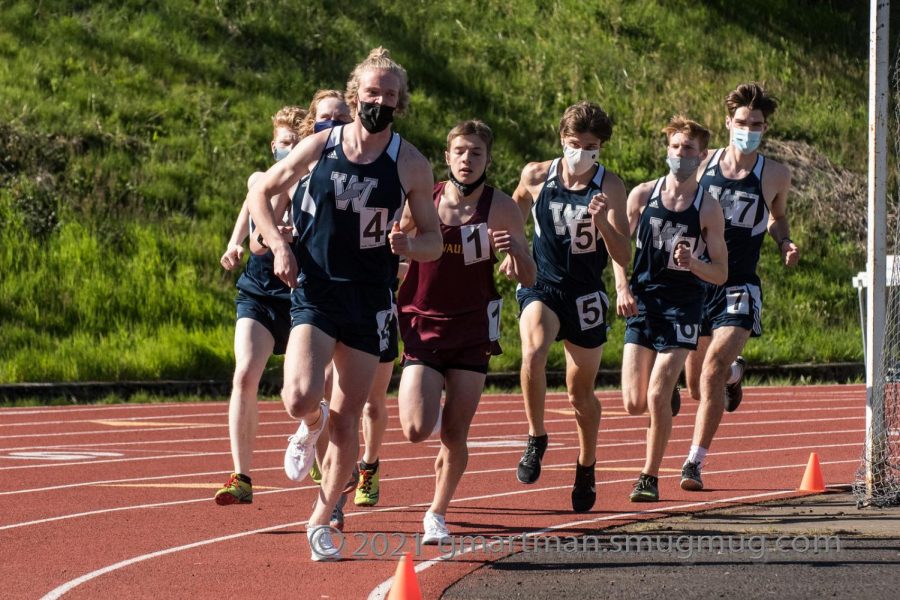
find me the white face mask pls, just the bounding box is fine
[563,145,598,175]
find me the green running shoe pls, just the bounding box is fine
[309,460,322,485]
[629,473,659,502]
[354,462,380,506]
[214,473,252,505]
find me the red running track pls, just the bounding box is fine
[0,384,865,599]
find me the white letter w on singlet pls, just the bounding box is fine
[649,217,687,250]
[331,173,379,212]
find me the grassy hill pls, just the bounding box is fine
[0,0,879,382]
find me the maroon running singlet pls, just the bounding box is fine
[397,181,502,371]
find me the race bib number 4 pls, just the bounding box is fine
[360,207,388,249]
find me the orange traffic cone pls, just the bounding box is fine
[386,552,422,600]
[798,452,825,492]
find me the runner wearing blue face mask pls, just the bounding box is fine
[680,82,799,493]
[299,89,353,138]
[215,105,305,506]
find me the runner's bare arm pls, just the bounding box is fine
[614,182,653,317]
[765,161,798,267]
[489,190,536,287]
[511,161,549,225]
[590,172,631,268]
[691,191,728,285]
[392,147,440,261]
[246,131,327,286]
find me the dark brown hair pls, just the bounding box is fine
[725,82,779,120]
[558,102,613,143]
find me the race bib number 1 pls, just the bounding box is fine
[462,223,491,265]
[487,298,502,341]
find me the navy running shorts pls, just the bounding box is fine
[624,312,701,352]
[235,290,292,355]
[516,280,609,349]
[699,281,763,338]
[290,278,394,357]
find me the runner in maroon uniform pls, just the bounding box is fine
[396,120,535,544]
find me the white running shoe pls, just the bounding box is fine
[307,525,342,562]
[422,511,451,545]
[284,402,329,482]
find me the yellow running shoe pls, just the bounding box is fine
[309,460,322,485]
[214,473,252,505]
[354,461,380,506]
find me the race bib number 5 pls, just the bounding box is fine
[576,291,607,331]
[568,219,597,255]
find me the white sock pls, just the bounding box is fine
[687,445,708,465]
[726,362,742,385]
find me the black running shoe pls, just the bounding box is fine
[680,460,704,491]
[671,385,681,417]
[571,461,596,513]
[516,434,548,484]
[629,473,659,502]
[725,356,747,413]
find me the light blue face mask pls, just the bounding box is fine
[731,127,763,154]
[273,146,291,162]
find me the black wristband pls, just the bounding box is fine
[256,233,268,249]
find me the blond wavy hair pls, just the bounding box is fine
[662,115,711,150]
[345,47,409,115]
[299,89,346,138]
[271,105,306,139]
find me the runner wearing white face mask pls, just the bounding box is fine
[509,101,631,513]
[680,82,798,492]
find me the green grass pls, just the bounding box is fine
[0,0,879,382]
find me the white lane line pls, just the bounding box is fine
[0,408,864,453]
[2,439,862,530]
[0,387,865,428]
[0,402,227,416]
[38,459,859,600]
[0,408,864,459]
[0,410,286,428]
[0,402,865,452]
[0,423,864,486]
[0,425,853,495]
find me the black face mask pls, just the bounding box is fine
[448,168,487,197]
[357,101,395,133]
